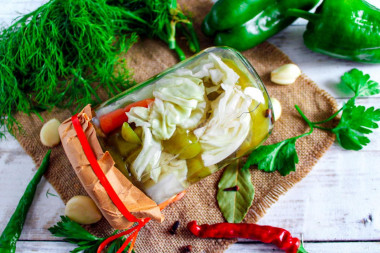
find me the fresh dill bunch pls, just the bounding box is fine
[0,0,140,137]
[0,0,199,138]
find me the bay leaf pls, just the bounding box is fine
[217,160,255,223]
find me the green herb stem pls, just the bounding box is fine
[286,8,318,22]
[177,23,196,52]
[313,125,333,131]
[170,0,177,9]
[294,105,314,137]
[294,105,337,133]
[173,43,186,61]
[168,20,177,49]
[311,107,344,125]
[185,23,201,53]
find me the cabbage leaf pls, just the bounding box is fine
[194,84,253,166]
[131,126,162,182]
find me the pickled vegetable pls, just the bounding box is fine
[126,147,143,166]
[108,132,139,157]
[134,127,143,139]
[223,58,271,157]
[186,155,217,183]
[162,128,202,160]
[99,98,154,134]
[95,48,273,204]
[121,122,141,144]
[107,148,130,179]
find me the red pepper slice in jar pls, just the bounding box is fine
[99,98,154,134]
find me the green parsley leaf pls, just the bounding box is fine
[242,138,299,176]
[49,216,133,253]
[217,160,255,223]
[332,101,380,150]
[340,68,380,97]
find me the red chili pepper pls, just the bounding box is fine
[187,221,308,253]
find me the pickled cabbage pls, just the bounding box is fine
[121,53,267,203]
[194,85,253,166]
[144,153,187,204]
[127,74,206,140]
[127,71,207,184]
[131,126,162,182]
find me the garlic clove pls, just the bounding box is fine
[40,118,61,147]
[65,196,102,225]
[270,64,301,85]
[270,98,282,121]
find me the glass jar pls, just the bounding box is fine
[92,47,273,204]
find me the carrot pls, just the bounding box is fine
[99,98,154,134]
[124,98,154,112]
[159,191,186,210]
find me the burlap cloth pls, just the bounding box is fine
[13,0,338,252]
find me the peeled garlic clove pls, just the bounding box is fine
[65,196,102,225]
[270,98,282,121]
[40,118,61,147]
[270,64,301,85]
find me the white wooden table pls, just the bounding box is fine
[1,1,380,252]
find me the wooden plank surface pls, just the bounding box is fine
[12,241,380,253]
[1,0,380,252]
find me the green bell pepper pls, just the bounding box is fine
[202,0,319,51]
[287,0,380,63]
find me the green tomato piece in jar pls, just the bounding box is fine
[178,142,202,160]
[134,127,143,139]
[108,132,139,157]
[186,154,216,183]
[107,148,130,179]
[125,147,142,166]
[121,122,141,144]
[163,128,201,159]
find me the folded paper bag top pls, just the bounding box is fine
[59,105,164,230]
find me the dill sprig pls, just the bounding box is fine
[0,0,199,138]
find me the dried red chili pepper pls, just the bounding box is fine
[187,221,308,253]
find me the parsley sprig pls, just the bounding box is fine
[217,69,379,225]
[242,120,312,175]
[243,68,380,175]
[49,216,134,253]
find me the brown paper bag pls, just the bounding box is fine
[59,105,163,229]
